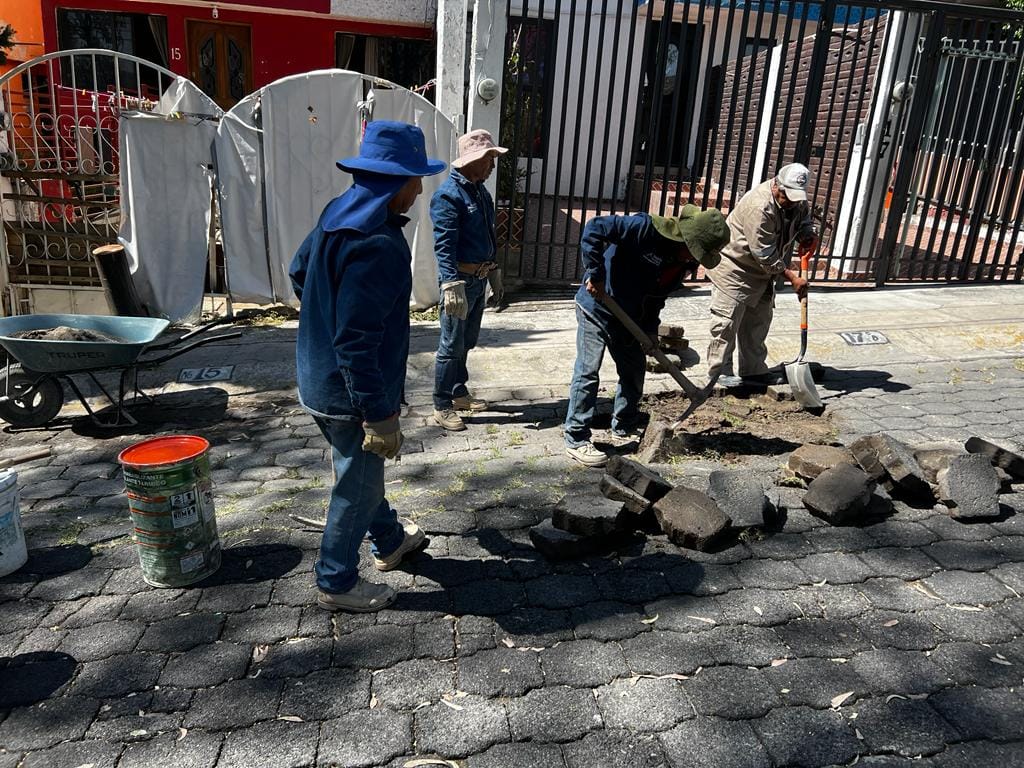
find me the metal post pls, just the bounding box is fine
[793,1,836,167]
[467,0,509,200]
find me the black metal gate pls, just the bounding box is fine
[496,0,1024,288]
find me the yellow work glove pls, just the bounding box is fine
[440,280,468,320]
[362,414,404,459]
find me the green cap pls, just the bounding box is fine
[650,204,730,270]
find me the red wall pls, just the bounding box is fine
[39,0,433,89]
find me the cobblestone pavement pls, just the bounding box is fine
[2,295,1024,767]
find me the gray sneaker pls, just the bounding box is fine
[373,519,426,571]
[317,578,396,613]
[434,408,467,431]
[566,441,609,467]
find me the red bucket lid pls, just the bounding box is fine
[118,435,210,467]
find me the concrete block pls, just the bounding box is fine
[529,520,612,560]
[938,454,1001,520]
[653,487,731,550]
[552,494,629,537]
[914,442,966,485]
[965,437,1024,480]
[706,469,769,528]
[657,323,686,339]
[658,337,689,353]
[850,434,933,502]
[802,464,877,525]
[787,444,857,481]
[606,455,673,502]
[599,474,652,520]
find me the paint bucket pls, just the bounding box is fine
[0,470,28,578]
[118,435,221,588]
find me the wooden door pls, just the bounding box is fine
[186,20,253,109]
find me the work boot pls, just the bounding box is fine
[317,578,396,613]
[716,375,744,388]
[433,408,467,431]
[608,426,644,446]
[566,441,609,467]
[373,518,426,572]
[453,393,489,411]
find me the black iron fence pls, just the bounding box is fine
[497,0,1024,287]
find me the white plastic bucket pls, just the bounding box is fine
[0,470,27,577]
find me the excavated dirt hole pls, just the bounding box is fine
[639,391,838,462]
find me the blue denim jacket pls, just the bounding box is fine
[290,211,412,424]
[430,170,497,283]
[575,213,689,334]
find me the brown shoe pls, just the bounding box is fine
[433,408,466,431]
[453,394,488,411]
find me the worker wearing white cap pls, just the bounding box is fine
[704,163,819,389]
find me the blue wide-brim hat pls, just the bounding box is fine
[337,120,447,177]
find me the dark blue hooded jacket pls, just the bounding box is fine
[290,174,411,424]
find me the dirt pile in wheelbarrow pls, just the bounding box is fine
[638,391,838,463]
[11,326,125,343]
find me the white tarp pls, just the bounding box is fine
[117,78,222,321]
[214,70,456,308]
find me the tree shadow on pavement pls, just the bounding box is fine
[818,368,913,399]
[0,545,92,586]
[0,652,77,708]
[194,543,303,587]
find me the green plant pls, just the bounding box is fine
[0,25,15,65]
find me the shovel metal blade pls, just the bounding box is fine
[785,361,823,410]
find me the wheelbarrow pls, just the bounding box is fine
[0,314,241,428]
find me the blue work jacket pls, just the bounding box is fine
[575,213,690,333]
[290,209,412,424]
[430,169,497,282]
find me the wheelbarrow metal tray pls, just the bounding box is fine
[0,314,170,373]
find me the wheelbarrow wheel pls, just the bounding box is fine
[0,365,64,428]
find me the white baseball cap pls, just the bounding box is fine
[775,163,810,202]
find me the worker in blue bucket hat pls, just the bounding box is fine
[289,121,446,613]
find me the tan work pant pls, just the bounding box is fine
[705,285,774,379]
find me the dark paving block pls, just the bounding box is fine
[198,582,274,612]
[620,630,714,675]
[525,574,601,610]
[457,646,543,697]
[600,473,654,517]
[372,657,455,709]
[72,652,166,698]
[685,665,779,719]
[3,600,51,632]
[858,578,943,613]
[413,619,456,658]
[932,740,1024,767]
[563,728,669,768]
[279,667,370,721]
[752,706,861,768]
[540,638,629,686]
[930,686,1024,741]
[220,605,301,644]
[921,540,1007,573]
[930,641,1024,687]
[744,531,816,560]
[675,563,742,596]
[858,547,941,580]
[644,595,722,634]
[414,696,509,758]
[596,677,693,732]
[731,557,808,590]
[992,561,1024,593]
[117,730,222,768]
[552,493,631,537]
[159,641,251,688]
[924,569,1014,605]
[921,515,1000,543]
[922,604,1021,644]
[707,469,769,528]
[137,613,224,653]
[466,742,566,768]
[789,444,857,481]
[28,568,110,601]
[803,463,877,525]
[850,648,953,696]
[529,520,614,560]
[506,685,602,743]
[854,610,945,651]
[60,594,129,628]
[775,618,871,658]
[653,487,730,551]
[20,739,120,768]
[57,619,144,661]
[607,455,673,501]
[333,624,416,669]
[804,524,880,553]
[594,568,672,606]
[570,601,651,641]
[715,587,803,626]
[450,579,526,616]
[795,552,876,584]
[0,649,78,708]
[965,436,1024,480]
[851,433,933,502]
[703,625,789,666]
[659,716,771,768]
[851,697,958,756]
[939,454,1002,519]
[864,520,939,548]
[182,677,283,730]
[0,697,99,750]
[218,719,319,768]
[766,657,869,708]
[85,711,182,742]
[256,637,332,679]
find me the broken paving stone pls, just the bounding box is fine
[913,442,966,485]
[938,454,1001,520]
[965,436,1024,480]
[552,494,630,537]
[528,520,613,560]
[802,463,877,525]
[653,486,731,551]
[599,474,652,520]
[657,337,689,353]
[657,323,686,339]
[787,444,857,481]
[605,455,673,502]
[850,434,933,502]
[706,469,769,528]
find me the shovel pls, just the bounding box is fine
[784,243,824,410]
[598,294,709,425]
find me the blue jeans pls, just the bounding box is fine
[434,276,486,409]
[564,304,646,447]
[313,417,405,594]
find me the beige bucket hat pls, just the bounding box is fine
[451,129,508,169]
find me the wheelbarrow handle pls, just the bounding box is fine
[139,331,242,367]
[598,294,704,402]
